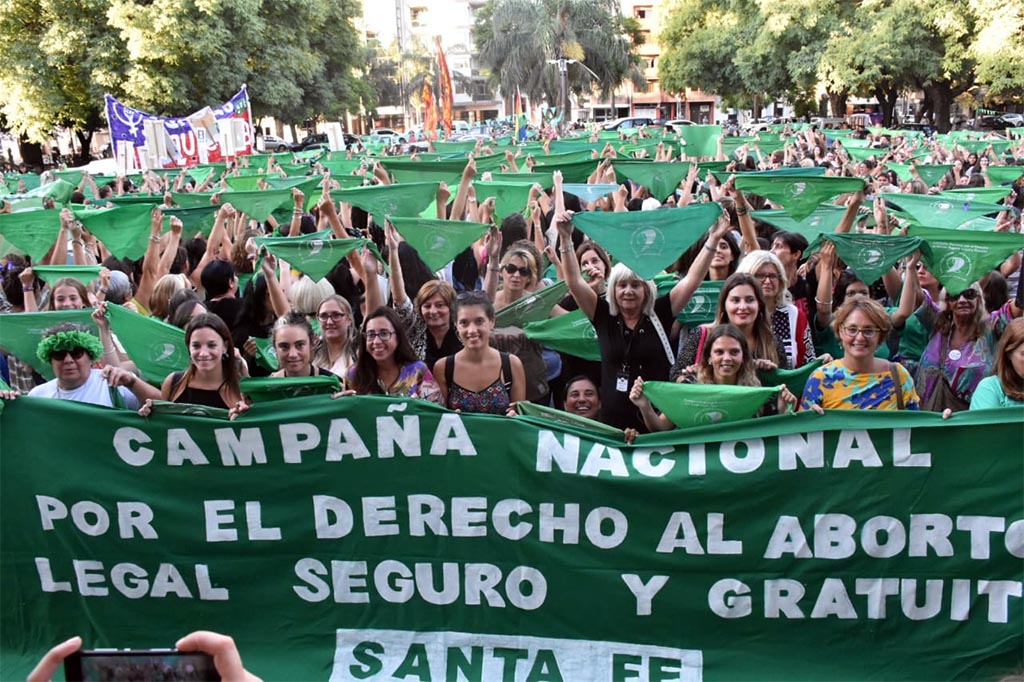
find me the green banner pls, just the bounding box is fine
[105,302,190,384]
[494,281,569,328]
[2,399,1019,680]
[572,203,722,280]
[908,225,1024,294]
[522,309,600,360]
[388,218,490,273]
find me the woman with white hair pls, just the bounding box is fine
[555,203,732,431]
[736,249,816,368]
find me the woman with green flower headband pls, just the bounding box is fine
[0,323,159,408]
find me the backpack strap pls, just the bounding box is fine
[499,351,512,392]
[888,362,905,410]
[443,354,455,388]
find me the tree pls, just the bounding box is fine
[474,0,644,119]
[969,0,1024,103]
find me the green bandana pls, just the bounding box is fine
[240,375,341,403]
[678,125,723,158]
[880,193,1010,230]
[735,175,865,221]
[255,232,381,281]
[956,139,1012,156]
[612,161,692,202]
[571,203,723,279]
[162,205,219,236]
[319,159,363,176]
[522,309,600,361]
[955,217,999,232]
[0,311,97,378]
[842,146,884,162]
[0,209,63,263]
[217,189,293,222]
[883,163,952,187]
[223,175,265,192]
[105,303,190,383]
[145,399,230,420]
[562,183,618,203]
[170,192,218,209]
[806,233,923,285]
[335,182,439,221]
[939,187,1012,205]
[494,281,569,328]
[677,279,725,327]
[908,225,1024,294]
[985,165,1024,186]
[516,400,624,438]
[388,218,489,272]
[187,166,216,186]
[547,139,606,154]
[251,336,280,372]
[721,136,758,158]
[107,195,163,206]
[30,265,103,287]
[530,158,601,184]
[533,150,597,165]
[431,140,479,154]
[36,329,104,363]
[3,179,75,207]
[757,358,824,398]
[473,181,536,219]
[72,204,155,260]
[751,205,849,239]
[6,173,41,192]
[641,380,780,428]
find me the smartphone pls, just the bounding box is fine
[65,649,219,682]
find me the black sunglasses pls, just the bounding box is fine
[502,264,531,277]
[950,289,979,301]
[50,348,88,361]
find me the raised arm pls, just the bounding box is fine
[834,190,865,234]
[134,206,168,311]
[728,181,759,255]
[814,240,836,329]
[260,252,291,317]
[669,212,731,316]
[385,222,408,308]
[891,251,921,328]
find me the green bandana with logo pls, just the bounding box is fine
[522,309,600,360]
[473,181,534,219]
[72,203,155,260]
[255,231,382,281]
[806,233,923,284]
[334,182,439,221]
[908,225,1024,294]
[612,161,693,202]
[641,380,780,428]
[388,217,489,272]
[105,303,190,383]
[0,209,63,262]
[881,193,1010,230]
[677,279,725,327]
[751,205,849,239]
[494,281,569,329]
[735,175,865,221]
[883,163,952,187]
[215,188,293,222]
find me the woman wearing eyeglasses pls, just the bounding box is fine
[736,250,817,369]
[800,297,920,411]
[345,306,442,403]
[312,295,359,376]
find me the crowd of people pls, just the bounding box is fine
[1,122,1023,440]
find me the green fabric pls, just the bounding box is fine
[473,181,533,219]
[938,187,1012,204]
[721,136,758,158]
[0,209,63,262]
[758,359,824,398]
[0,310,97,378]
[955,217,999,232]
[5,172,41,191]
[562,183,619,203]
[106,195,164,206]
[642,380,780,427]
[72,204,155,260]
[985,165,1024,186]
[613,162,692,202]
[388,218,489,272]
[842,146,884,162]
[255,232,381,281]
[547,139,606,154]
[571,203,723,279]
[531,157,600,183]
[880,192,1009,230]
[522,309,600,361]
[105,303,190,384]
[955,139,1012,155]
[2,179,75,207]
[334,182,439,220]
[489,172,555,188]
[162,205,219,236]
[146,399,230,420]
[909,225,1024,294]
[223,175,265,192]
[251,336,279,372]
[883,163,952,187]
[319,159,364,176]
[677,279,725,327]
[751,205,849,239]
[431,140,479,154]
[494,281,569,328]
[30,265,103,287]
[516,399,623,438]
[216,189,293,222]
[806,233,923,284]
[735,175,865,221]
[187,166,215,186]
[678,125,722,158]
[240,375,341,402]
[169,192,218,209]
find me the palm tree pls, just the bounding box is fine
[475,0,644,123]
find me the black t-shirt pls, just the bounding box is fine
[207,296,244,330]
[425,327,463,371]
[593,295,675,432]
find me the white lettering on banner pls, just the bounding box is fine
[36,496,158,539]
[708,577,1023,623]
[656,513,743,554]
[111,415,477,467]
[34,558,228,600]
[292,559,548,610]
[328,628,703,682]
[202,500,282,542]
[535,429,932,477]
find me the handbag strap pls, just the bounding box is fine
[647,312,675,367]
[888,362,904,410]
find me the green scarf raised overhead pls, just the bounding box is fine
[0,310,97,378]
[883,163,952,187]
[641,380,780,427]
[105,303,190,384]
[736,175,865,221]
[938,187,1012,205]
[613,161,692,202]
[751,205,849,239]
[985,165,1024,186]
[522,309,599,361]
[678,125,722,158]
[162,205,219,237]
[473,181,534,220]
[571,203,723,280]
[880,192,1010,230]
[215,188,293,222]
[72,204,155,260]
[388,218,489,272]
[255,231,383,281]
[0,209,62,262]
[908,225,1024,294]
[495,281,569,328]
[806,233,923,284]
[334,182,439,221]
[30,265,103,288]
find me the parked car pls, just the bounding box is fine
[995,113,1024,127]
[257,135,291,153]
[371,128,407,145]
[601,117,654,131]
[663,119,696,132]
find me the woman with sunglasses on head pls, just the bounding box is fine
[800,297,920,412]
[900,251,1023,412]
[434,291,526,415]
[344,306,442,403]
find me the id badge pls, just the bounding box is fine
[615,372,629,393]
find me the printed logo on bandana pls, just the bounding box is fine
[940,253,971,278]
[429,235,448,252]
[931,201,953,212]
[572,317,598,340]
[631,228,666,257]
[696,408,727,424]
[307,239,325,257]
[785,182,807,198]
[857,248,884,266]
[808,215,823,227]
[688,295,712,315]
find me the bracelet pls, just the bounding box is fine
[814,296,833,306]
[703,244,716,253]
[488,266,500,272]
[104,346,116,355]
[99,287,108,295]
[735,205,749,216]
[150,234,161,243]
[21,285,33,292]
[558,248,571,254]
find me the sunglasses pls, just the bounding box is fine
[949,289,979,301]
[50,348,88,361]
[502,264,531,277]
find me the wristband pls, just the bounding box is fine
[814,296,833,306]
[703,244,716,253]
[99,287,109,295]
[735,205,748,216]
[488,266,500,273]
[21,285,34,292]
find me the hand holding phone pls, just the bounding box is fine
[64,649,219,682]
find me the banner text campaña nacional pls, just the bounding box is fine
[1,396,1021,681]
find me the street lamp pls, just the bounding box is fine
[546,58,599,133]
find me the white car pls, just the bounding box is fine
[371,128,407,145]
[256,135,291,153]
